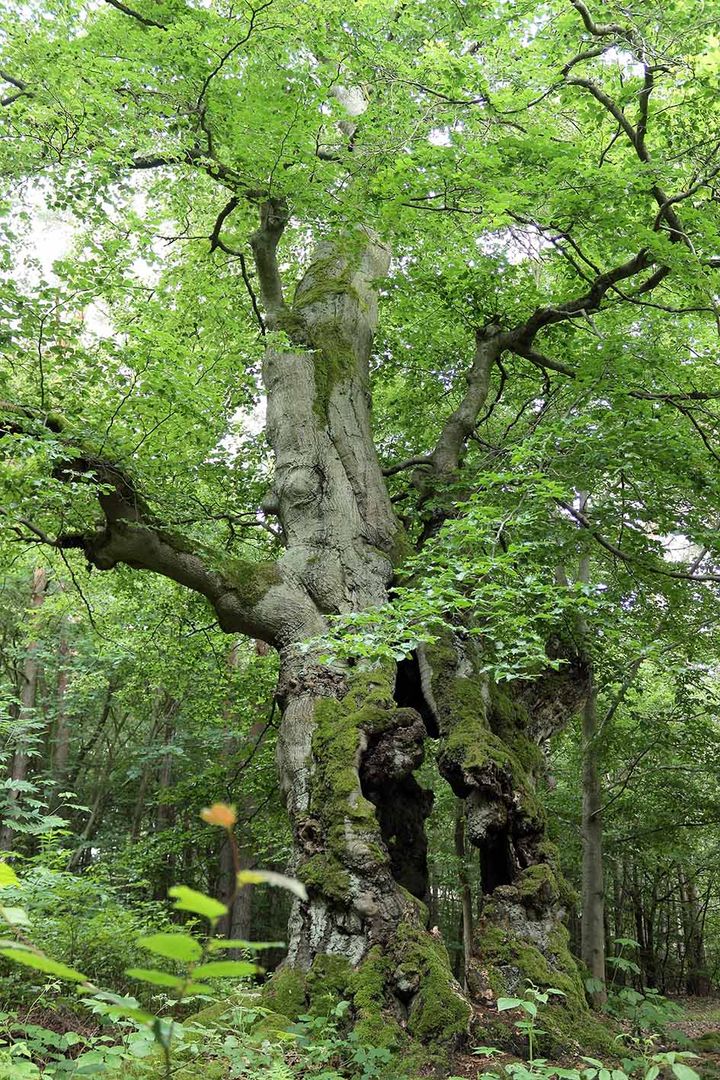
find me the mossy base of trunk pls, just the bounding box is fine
[470,911,617,1058]
[265,924,471,1053]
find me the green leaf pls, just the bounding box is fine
[671,1065,700,1080]
[192,960,262,979]
[236,869,308,900]
[126,967,190,988]
[0,863,19,888]
[137,932,202,963]
[0,905,30,926]
[167,886,227,920]
[644,1068,659,1080]
[496,997,524,1011]
[208,939,285,951]
[104,1005,157,1025]
[0,947,88,983]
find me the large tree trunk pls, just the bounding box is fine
[256,225,609,1053]
[422,636,608,1054]
[255,226,469,1043]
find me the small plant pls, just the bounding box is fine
[288,1003,396,1080]
[0,803,307,1079]
[496,982,567,1064]
[477,1048,702,1080]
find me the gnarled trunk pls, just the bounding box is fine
[256,227,607,1053]
[257,228,470,1044]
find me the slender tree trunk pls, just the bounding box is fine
[612,858,625,945]
[581,678,607,1005]
[1,567,47,850]
[218,644,260,946]
[131,763,151,842]
[454,799,474,993]
[155,702,176,831]
[50,622,71,804]
[153,694,177,900]
[679,867,710,996]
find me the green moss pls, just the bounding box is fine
[290,255,358,418]
[209,556,282,605]
[263,968,307,1019]
[250,1011,296,1042]
[351,946,398,1046]
[300,853,352,903]
[516,863,560,910]
[387,526,414,570]
[274,308,312,345]
[350,928,469,1051]
[311,338,357,418]
[476,919,616,1058]
[691,1031,720,1052]
[306,954,354,1016]
[301,667,401,899]
[293,252,357,310]
[393,924,471,1044]
[427,636,551,833]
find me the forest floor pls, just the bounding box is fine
[667,997,720,1078]
[8,996,720,1078]
[436,998,720,1079]
[668,995,720,1039]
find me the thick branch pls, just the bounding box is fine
[568,0,636,44]
[429,326,503,475]
[1,68,30,106]
[0,68,28,91]
[565,76,638,146]
[249,198,290,319]
[0,409,298,643]
[556,499,720,584]
[510,249,651,347]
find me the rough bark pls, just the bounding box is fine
[419,634,611,1053]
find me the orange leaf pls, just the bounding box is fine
[200,803,237,828]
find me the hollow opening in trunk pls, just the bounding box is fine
[479,827,515,895]
[358,660,437,903]
[394,653,439,736]
[370,774,434,902]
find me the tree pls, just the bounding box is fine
[2,0,720,1052]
